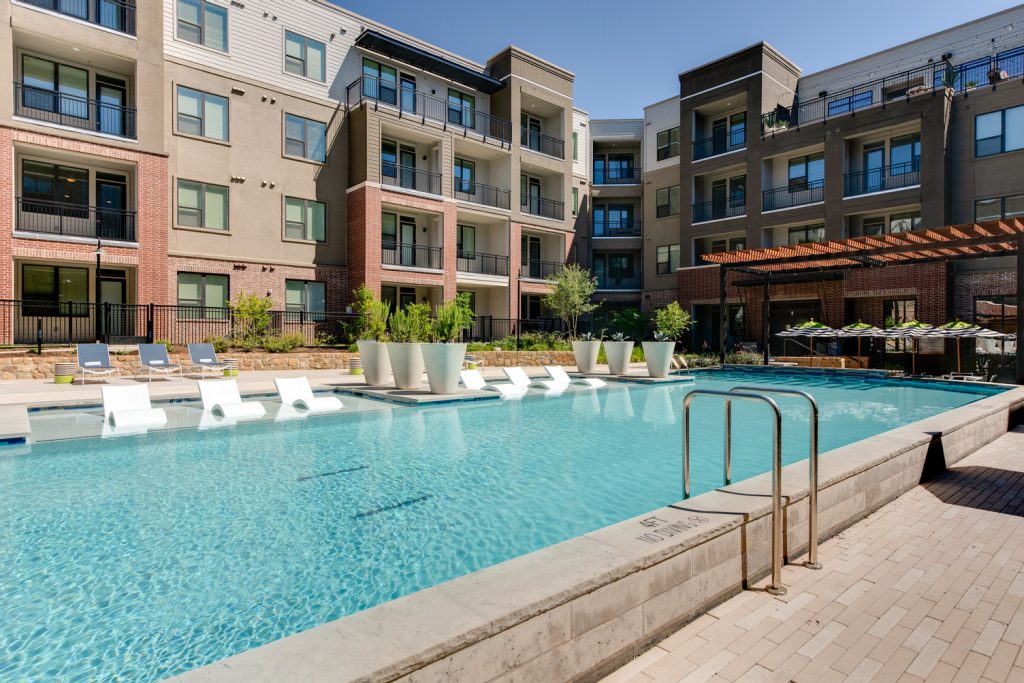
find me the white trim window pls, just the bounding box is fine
[284,114,326,162]
[176,0,227,52]
[177,180,228,231]
[285,31,326,82]
[285,197,326,242]
[176,86,228,141]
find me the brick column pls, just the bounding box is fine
[346,185,381,298]
[442,200,458,300]
[509,222,523,319]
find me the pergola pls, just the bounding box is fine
[700,218,1024,383]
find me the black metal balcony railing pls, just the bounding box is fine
[457,251,509,276]
[20,0,136,35]
[693,128,746,160]
[520,259,563,280]
[593,220,642,237]
[760,45,1024,135]
[521,194,564,221]
[381,242,443,270]
[762,180,824,212]
[14,82,137,139]
[593,166,642,184]
[692,195,746,223]
[347,75,512,144]
[843,162,921,197]
[597,274,642,290]
[453,181,511,209]
[16,197,136,241]
[521,127,565,158]
[381,162,442,196]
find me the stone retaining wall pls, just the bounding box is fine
[471,350,576,367]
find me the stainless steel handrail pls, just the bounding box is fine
[730,386,822,570]
[683,389,787,595]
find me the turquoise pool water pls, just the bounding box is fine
[0,370,1001,681]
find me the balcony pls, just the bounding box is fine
[19,0,136,35]
[454,181,511,210]
[381,162,441,196]
[593,166,642,185]
[14,82,137,139]
[693,129,746,160]
[844,162,920,197]
[597,274,642,290]
[692,196,745,223]
[381,242,443,270]
[520,259,563,280]
[16,197,136,241]
[521,128,565,158]
[346,75,512,144]
[521,194,564,221]
[762,180,824,212]
[457,251,509,276]
[593,220,642,237]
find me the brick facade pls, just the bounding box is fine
[952,269,1018,323]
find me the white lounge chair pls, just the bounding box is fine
[76,343,120,384]
[101,384,167,432]
[136,343,182,381]
[274,377,343,413]
[459,369,527,398]
[197,379,266,420]
[502,367,567,394]
[544,365,606,388]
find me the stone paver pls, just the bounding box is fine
[603,427,1024,683]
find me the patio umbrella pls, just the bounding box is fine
[881,321,933,375]
[775,320,838,359]
[838,321,884,360]
[929,321,1008,374]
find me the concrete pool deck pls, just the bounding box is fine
[603,426,1024,683]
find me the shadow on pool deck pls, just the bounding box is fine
[922,463,1024,516]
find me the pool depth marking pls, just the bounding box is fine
[354,495,432,519]
[634,513,712,544]
[296,465,368,482]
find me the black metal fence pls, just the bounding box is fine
[462,316,572,343]
[456,252,509,276]
[21,0,136,35]
[692,195,745,223]
[520,259,564,280]
[381,162,441,195]
[762,180,824,212]
[381,243,443,270]
[843,162,921,197]
[521,127,565,158]
[593,166,642,184]
[521,194,564,220]
[15,82,137,139]
[692,128,746,160]
[593,220,642,237]
[453,182,511,209]
[16,197,136,241]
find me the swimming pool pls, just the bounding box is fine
[0,370,1003,681]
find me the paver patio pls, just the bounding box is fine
[603,426,1024,683]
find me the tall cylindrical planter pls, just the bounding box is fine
[642,341,675,379]
[572,340,601,374]
[604,341,634,376]
[357,340,391,386]
[420,343,467,394]
[387,342,424,390]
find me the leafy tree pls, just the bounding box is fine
[542,263,599,339]
[431,293,475,342]
[231,292,273,350]
[609,306,646,341]
[653,302,694,341]
[389,302,432,343]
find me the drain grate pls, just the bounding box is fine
[296,465,368,482]
[353,495,431,519]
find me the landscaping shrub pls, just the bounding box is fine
[263,333,306,353]
[231,292,272,349]
[205,336,231,354]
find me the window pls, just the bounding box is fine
[457,224,476,258]
[656,244,680,275]
[656,185,679,218]
[975,194,1024,220]
[729,112,746,147]
[21,55,88,119]
[22,265,88,316]
[453,158,475,194]
[572,187,579,216]
[177,179,228,230]
[177,272,229,317]
[976,105,1024,157]
[284,197,326,242]
[889,211,920,234]
[447,89,475,128]
[284,114,326,162]
[788,223,825,245]
[974,295,1018,336]
[572,132,578,160]
[382,212,397,245]
[21,160,88,208]
[884,298,917,350]
[862,216,886,236]
[890,134,921,172]
[656,127,679,161]
[176,0,227,51]
[286,280,326,314]
[787,153,824,192]
[176,86,228,141]
[284,31,325,82]
[362,59,397,105]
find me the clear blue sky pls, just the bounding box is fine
[331,0,1020,118]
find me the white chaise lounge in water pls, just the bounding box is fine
[544,365,606,388]
[459,369,527,398]
[197,379,266,420]
[101,385,168,434]
[502,367,567,394]
[274,377,343,413]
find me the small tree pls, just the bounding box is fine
[389,302,432,343]
[543,263,599,339]
[609,306,646,341]
[654,302,694,341]
[431,293,475,342]
[231,292,273,350]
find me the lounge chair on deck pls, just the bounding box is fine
[544,365,606,388]
[502,367,567,394]
[197,379,266,420]
[101,384,167,433]
[186,343,230,377]
[76,343,120,384]
[459,369,527,398]
[136,344,182,381]
[274,377,343,413]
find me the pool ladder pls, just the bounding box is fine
[682,387,821,596]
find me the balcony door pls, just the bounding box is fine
[99,268,131,340]
[711,179,728,218]
[863,143,885,193]
[400,75,416,113]
[96,76,127,137]
[399,145,416,190]
[399,216,416,267]
[522,234,541,278]
[711,117,728,155]
[96,173,128,240]
[521,175,541,215]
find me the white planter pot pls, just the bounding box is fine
[420,343,467,394]
[387,342,425,390]
[356,340,391,386]
[604,341,634,376]
[572,340,602,374]
[642,341,676,379]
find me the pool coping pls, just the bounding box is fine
[167,379,1024,683]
